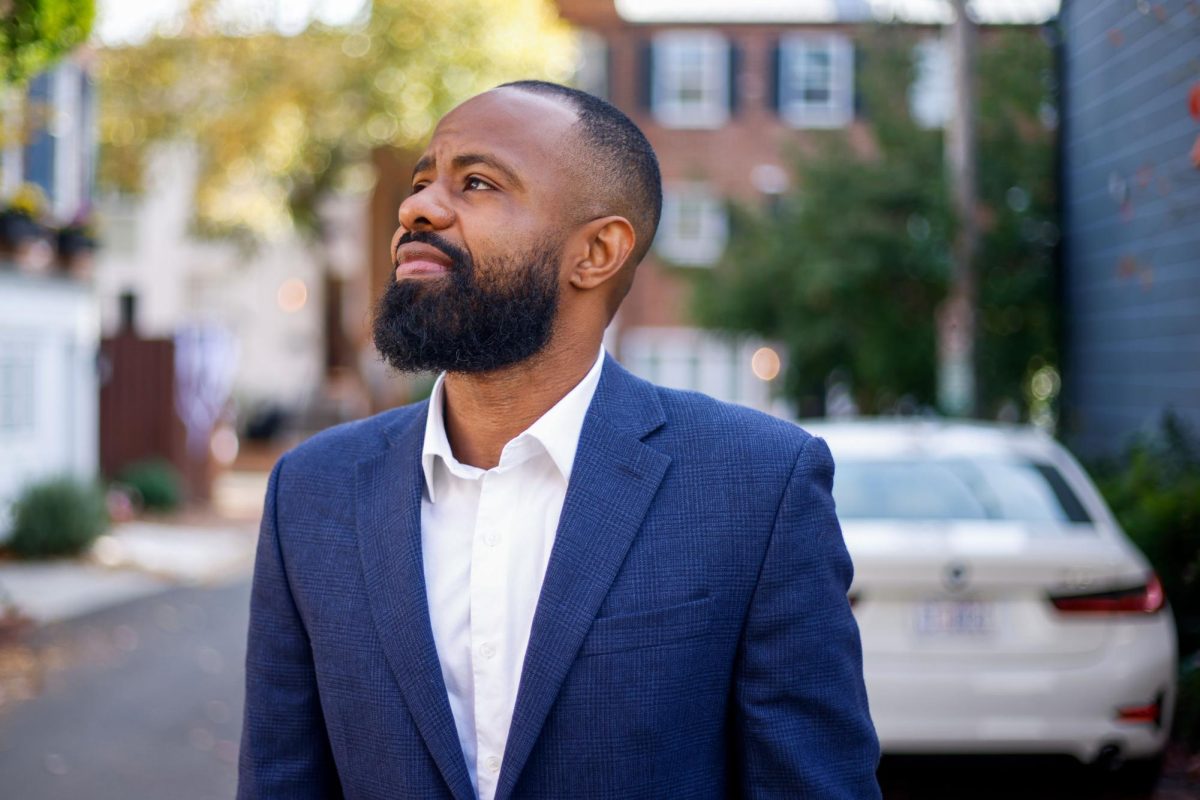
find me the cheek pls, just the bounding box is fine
[458,205,564,279]
[458,220,520,265]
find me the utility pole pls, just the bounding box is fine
[938,0,979,417]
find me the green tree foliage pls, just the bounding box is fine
[96,0,575,240]
[693,26,1057,417]
[0,0,94,85]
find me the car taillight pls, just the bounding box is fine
[1049,572,1165,614]
[1116,700,1162,726]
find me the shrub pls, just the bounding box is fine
[1090,412,1200,656]
[1090,413,1200,754]
[7,476,109,558]
[117,459,183,511]
[1177,657,1200,751]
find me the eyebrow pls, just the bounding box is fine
[411,153,525,190]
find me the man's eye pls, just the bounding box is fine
[410,183,427,194]
[465,176,494,191]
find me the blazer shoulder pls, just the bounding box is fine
[276,402,426,476]
[651,385,816,468]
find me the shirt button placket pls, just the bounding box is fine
[472,472,508,800]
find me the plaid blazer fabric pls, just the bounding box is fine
[238,356,881,799]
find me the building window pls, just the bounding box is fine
[0,346,35,435]
[910,37,951,128]
[619,327,782,413]
[655,183,728,266]
[97,193,139,256]
[652,31,730,129]
[574,30,609,100]
[778,34,854,128]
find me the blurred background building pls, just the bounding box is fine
[93,144,371,441]
[0,53,99,520]
[1058,0,1200,457]
[0,0,1078,516]
[2,0,1197,504]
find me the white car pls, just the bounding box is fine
[805,419,1177,785]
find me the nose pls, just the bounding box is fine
[397,182,455,232]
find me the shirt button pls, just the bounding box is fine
[486,755,501,773]
[479,642,496,660]
[483,531,499,546]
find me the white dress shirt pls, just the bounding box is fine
[419,348,605,800]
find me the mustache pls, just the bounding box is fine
[393,230,471,273]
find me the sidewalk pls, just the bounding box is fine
[0,466,268,628]
[0,520,258,627]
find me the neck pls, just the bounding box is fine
[441,334,600,469]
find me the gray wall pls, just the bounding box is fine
[1060,0,1200,457]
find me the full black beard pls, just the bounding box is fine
[372,231,561,374]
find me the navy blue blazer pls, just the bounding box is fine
[238,356,880,799]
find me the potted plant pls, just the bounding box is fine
[0,183,48,266]
[55,207,98,275]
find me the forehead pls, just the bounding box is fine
[422,89,580,183]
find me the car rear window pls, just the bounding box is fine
[832,458,1093,524]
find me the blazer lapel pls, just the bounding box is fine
[495,359,670,800]
[356,407,475,800]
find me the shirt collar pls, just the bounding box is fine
[421,347,606,502]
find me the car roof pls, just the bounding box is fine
[796,417,1064,461]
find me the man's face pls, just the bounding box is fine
[372,90,582,374]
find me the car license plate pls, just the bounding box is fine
[915,600,995,635]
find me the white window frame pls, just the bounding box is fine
[778,33,854,129]
[655,182,728,267]
[651,31,730,129]
[0,340,36,436]
[619,326,782,413]
[909,37,951,129]
[51,62,85,220]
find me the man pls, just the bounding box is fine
[239,81,880,799]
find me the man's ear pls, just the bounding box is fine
[567,216,636,291]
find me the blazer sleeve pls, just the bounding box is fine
[237,456,344,799]
[731,434,881,799]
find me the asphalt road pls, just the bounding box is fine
[0,579,1194,799]
[0,580,251,800]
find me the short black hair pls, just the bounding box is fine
[498,80,662,272]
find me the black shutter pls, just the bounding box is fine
[769,40,782,114]
[728,41,741,116]
[639,40,655,112]
[853,44,866,120]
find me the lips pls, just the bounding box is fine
[394,241,453,277]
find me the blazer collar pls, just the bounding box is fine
[585,352,667,441]
[418,346,607,502]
